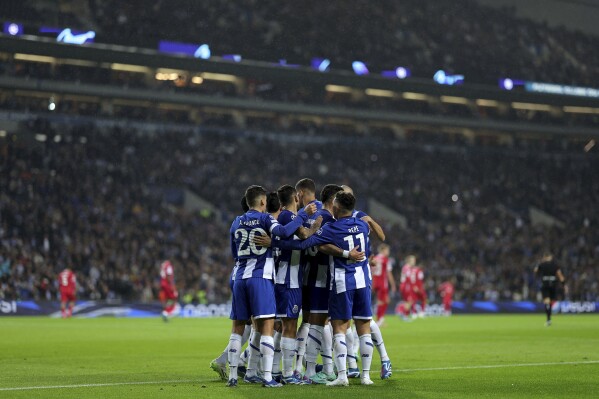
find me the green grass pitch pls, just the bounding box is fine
[1,315,598,398]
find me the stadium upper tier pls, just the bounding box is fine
[1,119,597,304]
[1,0,598,86]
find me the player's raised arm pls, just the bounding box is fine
[361,215,386,242]
[268,203,316,238]
[296,215,323,239]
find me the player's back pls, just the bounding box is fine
[274,209,301,288]
[372,254,388,279]
[160,261,174,284]
[325,216,371,293]
[303,208,336,288]
[232,210,274,280]
[59,269,75,290]
[537,261,559,284]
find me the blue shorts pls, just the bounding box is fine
[329,287,372,321]
[302,285,329,314]
[275,285,302,318]
[230,278,276,321]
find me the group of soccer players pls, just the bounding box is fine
[210,179,393,388]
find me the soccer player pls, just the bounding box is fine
[58,267,76,318]
[301,184,344,384]
[226,185,316,388]
[438,279,455,316]
[412,263,427,318]
[341,185,392,380]
[265,192,375,386]
[211,196,252,381]
[399,255,416,318]
[159,260,178,321]
[534,253,567,326]
[272,185,320,384]
[372,244,396,327]
[293,178,322,378]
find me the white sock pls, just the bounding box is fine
[227,333,242,380]
[345,328,358,369]
[359,334,374,380]
[246,331,261,377]
[273,330,282,375]
[322,324,333,374]
[305,325,323,377]
[295,323,310,373]
[260,335,275,382]
[242,324,252,344]
[333,333,348,380]
[240,347,249,366]
[370,320,389,361]
[352,325,359,354]
[281,337,296,377]
[216,346,228,365]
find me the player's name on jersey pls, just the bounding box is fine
[240,219,261,227]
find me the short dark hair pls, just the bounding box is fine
[295,178,316,194]
[320,184,344,204]
[245,185,267,208]
[277,184,296,207]
[334,192,355,213]
[266,192,281,214]
[240,195,250,212]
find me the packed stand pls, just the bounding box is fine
[1,117,597,303]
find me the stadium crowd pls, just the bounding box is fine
[1,118,597,304]
[2,0,599,86]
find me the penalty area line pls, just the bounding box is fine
[398,360,599,373]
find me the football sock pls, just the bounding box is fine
[369,320,389,361]
[240,347,249,366]
[281,337,296,377]
[333,333,348,380]
[545,303,552,321]
[376,302,387,321]
[322,323,334,374]
[260,335,275,382]
[273,330,282,375]
[359,334,374,380]
[242,324,252,345]
[227,333,242,380]
[246,331,261,377]
[345,328,358,369]
[295,322,310,373]
[305,325,323,377]
[216,346,228,365]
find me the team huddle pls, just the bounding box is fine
[209,179,392,388]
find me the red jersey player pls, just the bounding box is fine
[159,260,178,321]
[58,268,76,318]
[372,244,396,326]
[412,264,427,317]
[438,280,455,316]
[398,255,416,319]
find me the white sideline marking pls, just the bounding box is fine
[398,360,599,373]
[1,361,598,391]
[0,379,197,392]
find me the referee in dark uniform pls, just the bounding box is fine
[534,253,567,326]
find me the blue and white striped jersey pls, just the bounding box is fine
[230,209,308,280]
[273,210,302,289]
[299,199,323,286]
[303,208,335,289]
[280,216,371,294]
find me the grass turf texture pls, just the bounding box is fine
[0,315,598,398]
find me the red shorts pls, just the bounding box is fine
[160,285,178,301]
[415,290,427,302]
[372,283,389,302]
[60,291,75,302]
[401,288,416,302]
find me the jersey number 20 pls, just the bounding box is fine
[236,228,268,256]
